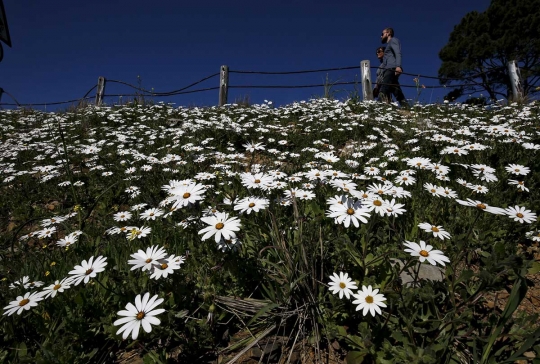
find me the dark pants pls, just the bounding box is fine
[379,68,407,105]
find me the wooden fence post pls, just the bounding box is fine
[95,76,106,106]
[361,60,373,101]
[507,60,523,103]
[219,65,229,106]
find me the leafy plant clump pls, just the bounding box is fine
[0,99,539,363]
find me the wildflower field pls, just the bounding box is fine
[1,99,539,363]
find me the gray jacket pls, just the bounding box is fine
[383,37,402,69]
[376,62,384,87]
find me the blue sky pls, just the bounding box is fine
[0,0,491,111]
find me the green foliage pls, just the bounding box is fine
[0,100,539,363]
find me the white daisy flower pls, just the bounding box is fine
[418,223,452,240]
[233,197,269,215]
[113,293,165,340]
[351,285,387,317]
[113,211,133,222]
[68,256,108,286]
[328,272,358,299]
[403,240,450,266]
[199,212,241,243]
[140,208,164,221]
[128,245,168,272]
[149,255,184,280]
[3,291,45,316]
[326,198,370,228]
[505,164,530,176]
[41,277,73,299]
[505,206,537,224]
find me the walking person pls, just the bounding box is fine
[379,28,408,107]
[373,46,386,100]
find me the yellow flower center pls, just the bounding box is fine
[346,208,355,215]
[431,226,439,232]
[365,295,374,304]
[183,192,191,199]
[19,299,30,307]
[248,203,255,208]
[53,284,62,290]
[145,258,152,263]
[136,311,145,320]
[515,169,520,172]
[454,149,459,153]
[254,179,261,183]
[85,268,94,275]
[419,250,429,257]
[339,282,346,289]
[477,203,486,209]
[517,213,524,218]
[215,222,224,230]
[161,263,168,269]
[373,200,382,206]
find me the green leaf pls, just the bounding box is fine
[346,350,367,364]
[480,277,528,363]
[246,302,279,326]
[503,326,540,363]
[18,342,27,358]
[455,269,474,286]
[528,262,540,275]
[74,293,84,305]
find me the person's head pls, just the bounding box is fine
[376,47,385,61]
[381,28,394,44]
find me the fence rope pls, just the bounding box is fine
[229,66,359,75]
[107,72,220,96]
[0,63,530,108]
[103,86,220,98]
[0,89,22,107]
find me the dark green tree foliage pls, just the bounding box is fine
[438,0,540,101]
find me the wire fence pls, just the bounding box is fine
[0,63,534,109]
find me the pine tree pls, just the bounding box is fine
[438,0,540,101]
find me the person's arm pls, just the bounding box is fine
[390,39,402,74]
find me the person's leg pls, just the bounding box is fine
[392,75,408,107]
[379,69,394,103]
[394,86,408,107]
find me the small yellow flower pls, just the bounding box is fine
[1,277,7,281]
[74,205,82,212]
[50,261,56,267]
[45,271,50,276]
[42,244,48,249]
